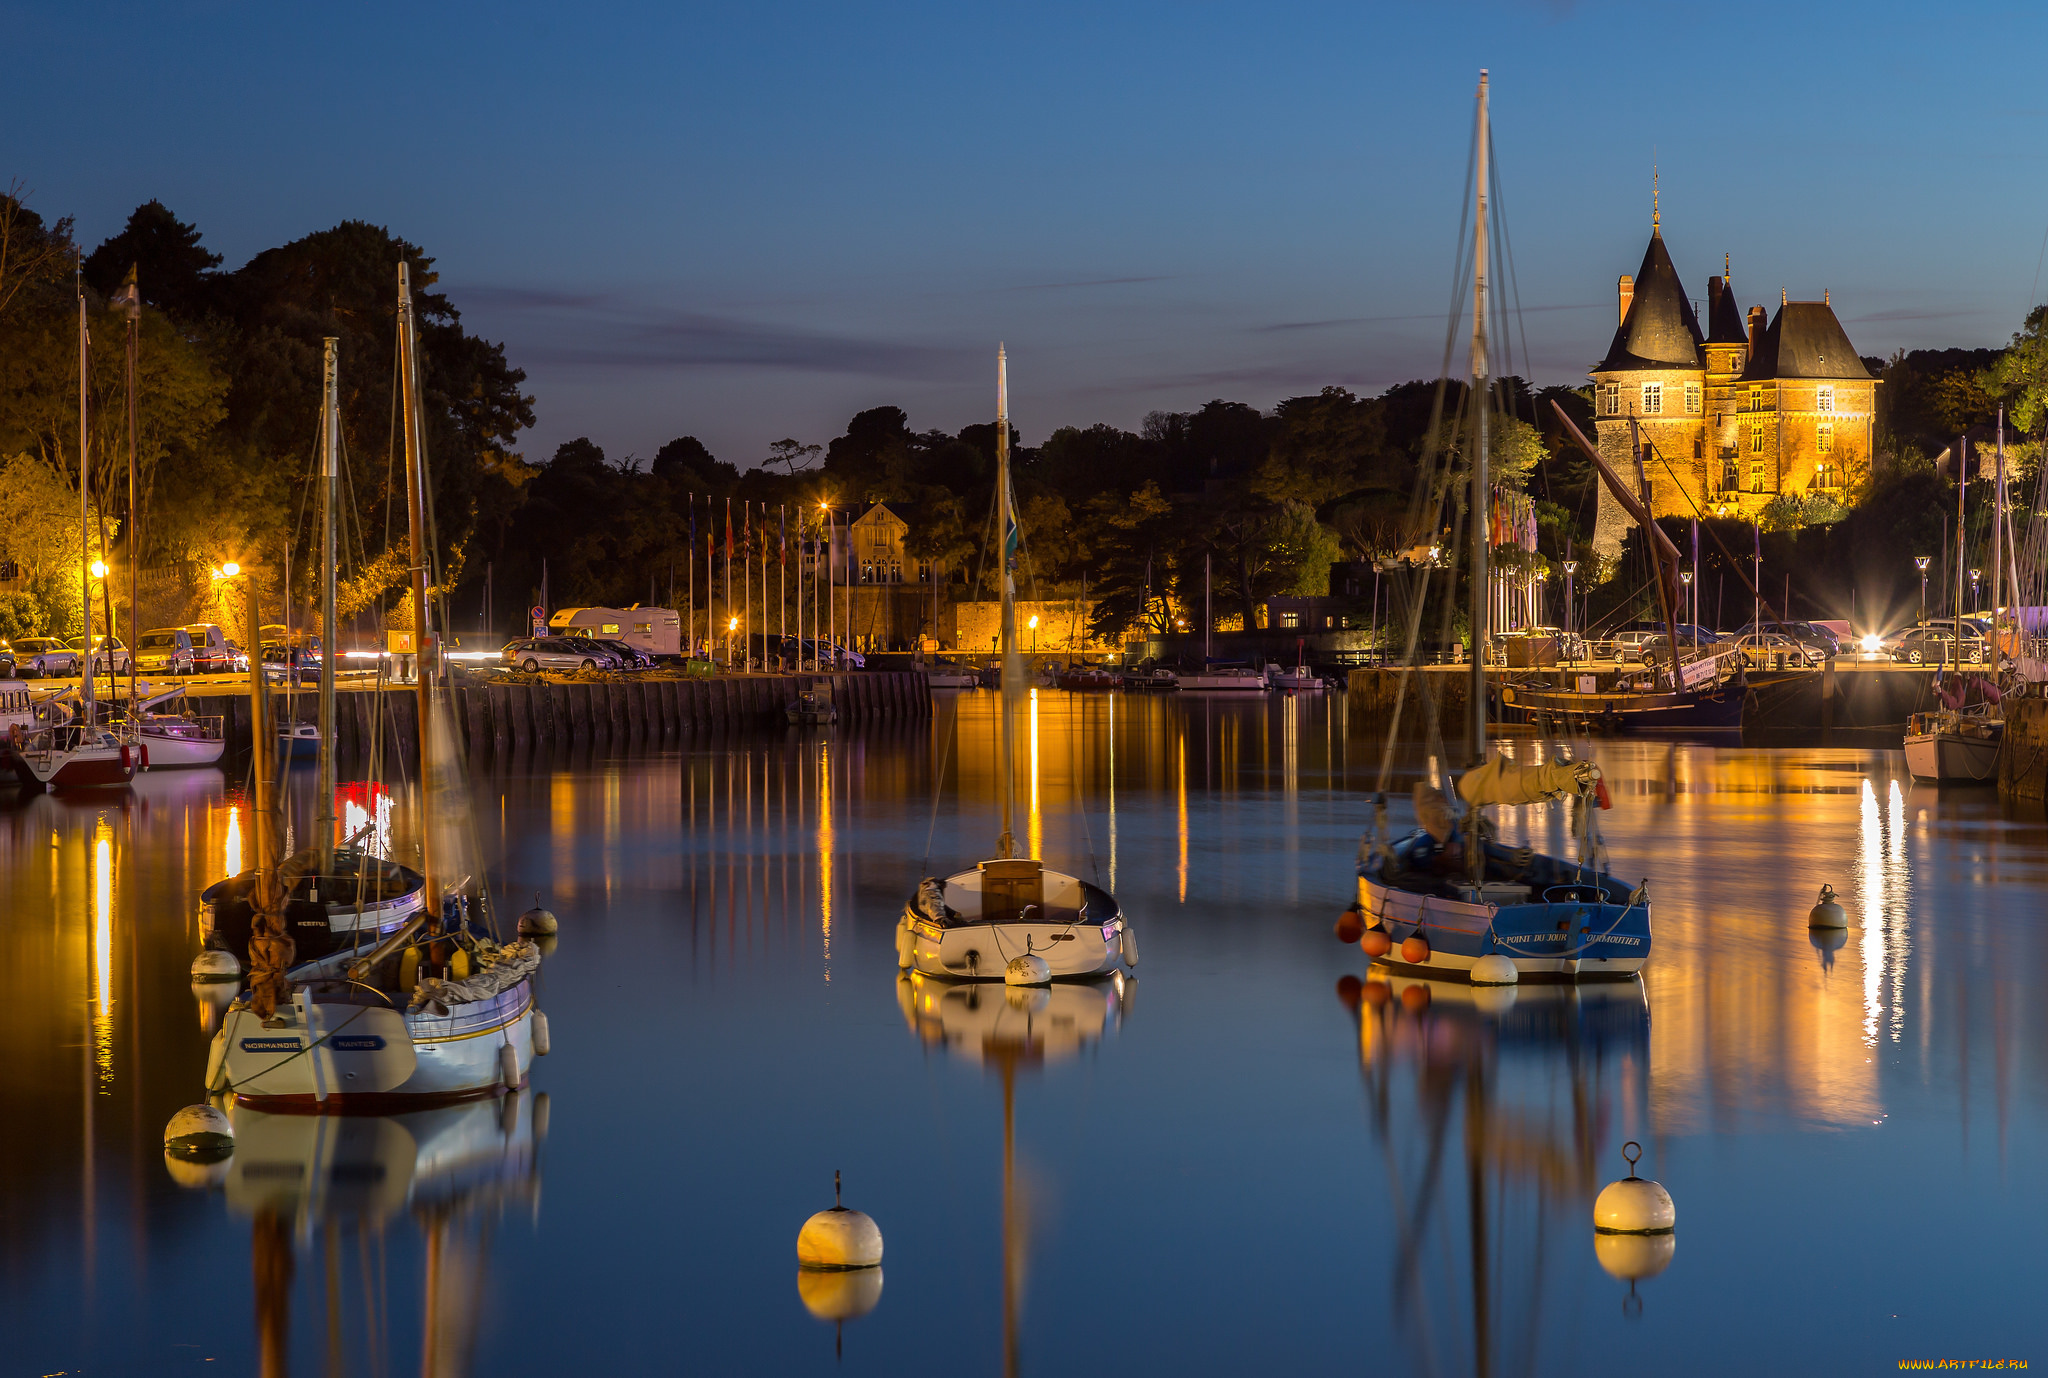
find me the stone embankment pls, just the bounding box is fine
[1999,698,2048,803]
[178,671,930,759]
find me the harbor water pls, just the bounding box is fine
[1,690,2042,1374]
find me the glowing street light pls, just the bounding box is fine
[1563,559,1579,649]
[89,559,107,579]
[1914,555,1930,624]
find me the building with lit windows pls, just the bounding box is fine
[1588,209,1878,562]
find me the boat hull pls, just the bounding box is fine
[1358,873,1650,981]
[1175,673,1266,692]
[1500,683,1744,733]
[220,981,535,1110]
[1904,728,2000,783]
[138,728,225,768]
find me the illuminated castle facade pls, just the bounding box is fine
[1588,210,1878,561]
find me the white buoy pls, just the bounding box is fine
[190,949,241,983]
[517,894,559,936]
[1471,953,1519,986]
[498,1043,520,1089]
[1120,924,1139,968]
[1595,1231,1676,1282]
[798,1171,884,1270]
[1808,883,1847,929]
[1005,953,1052,987]
[797,1266,884,1321]
[164,1104,234,1160]
[1593,1141,1675,1235]
[895,917,914,969]
[1471,983,1519,1017]
[531,1009,551,1056]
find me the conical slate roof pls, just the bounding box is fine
[1741,303,1874,381]
[1596,230,1704,372]
[1706,273,1748,344]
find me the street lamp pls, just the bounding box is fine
[1028,613,1040,655]
[727,614,739,669]
[1970,568,1981,615]
[1562,560,1578,650]
[1914,555,1930,625]
[1679,569,1694,644]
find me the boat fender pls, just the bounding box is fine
[119,743,133,772]
[164,1103,234,1161]
[1335,974,1363,1009]
[1120,924,1138,969]
[1593,774,1611,810]
[1399,983,1431,1013]
[498,1043,520,1090]
[399,949,421,993]
[138,743,149,770]
[894,915,914,969]
[1334,909,1364,944]
[1808,884,1847,929]
[203,1028,230,1094]
[1594,1141,1675,1235]
[450,947,473,980]
[1360,928,1392,959]
[798,1171,884,1270]
[1400,936,1431,965]
[531,1009,551,1057]
[1471,953,1519,986]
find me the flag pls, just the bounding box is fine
[725,500,733,559]
[688,494,696,552]
[780,506,787,565]
[1003,481,1022,568]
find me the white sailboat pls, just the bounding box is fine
[207,276,546,1109]
[1906,425,2006,782]
[127,684,227,767]
[899,348,1137,983]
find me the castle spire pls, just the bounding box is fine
[1652,166,1660,232]
[1724,251,1731,288]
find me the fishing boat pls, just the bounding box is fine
[900,348,1137,983]
[1349,73,1651,984]
[1175,664,1267,691]
[787,687,839,724]
[276,721,321,760]
[1265,661,1324,692]
[1053,664,1118,690]
[124,685,227,768]
[925,661,980,689]
[206,281,546,1109]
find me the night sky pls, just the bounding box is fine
[10,0,2044,468]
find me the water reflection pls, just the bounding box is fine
[1346,971,1652,1365]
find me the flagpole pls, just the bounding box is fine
[780,504,787,668]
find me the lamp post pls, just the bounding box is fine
[1970,568,1981,617]
[1563,560,1578,656]
[1914,555,1930,625]
[727,615,739,669]
[1679,569,1694,645]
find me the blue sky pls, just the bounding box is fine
[9,0,2048,467]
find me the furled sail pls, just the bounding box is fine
[1456,758,1591,809]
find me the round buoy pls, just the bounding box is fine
[797,1266,885,1321]
[164,1104,234,1161]
[1334,910,1364,945]
[1471,953,1519,986]
[1808,884,1847,929]
[1400,935,1431,965]
[1593,1142,1675,1234]
[517,894,559,936]
[1399,983,1431,1014]
[1362,979,1393,1009]
[1361,927,1392,958]
[1595,1231,1676,1282]
[798,1172,884,1270]
[1004,953,1052,987]
[531,1010,551,1057]
[1335,974,1363,1009]
[190,949,241,983]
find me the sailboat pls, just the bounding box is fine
[205,274,545,1107]
[124,684,227,767]
[7,266,136,791]
[1905,428,2005,782]
[1350,73,1652,983]
[899,348,1136,982]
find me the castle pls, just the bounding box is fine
[1588,207,1877,562]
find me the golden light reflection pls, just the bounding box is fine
[1028,687,1041,863]
[224,804,243,878]
[1107,692,1117,892]
[91,818,114,1093]
[1176,724,1187,903]
[818,740,833,979]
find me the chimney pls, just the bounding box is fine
[1747,304,1766,354]
[1618,274,1634,326]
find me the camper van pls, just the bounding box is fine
[548,605,682,658]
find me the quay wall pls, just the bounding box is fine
[2000,698,2048,803]
[179,671,931,759]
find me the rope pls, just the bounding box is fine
[921,701,958,874]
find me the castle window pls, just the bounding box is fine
[1642,382,1662,415]
[1722,457,1740,491]
[1816,386,1834,413]
[1816,461,1838,490]
[1685,383,1701,415]
[1750,461,1766,493]
[1694,436,1703,459]
[1748,386,1763,412]
[1600,383,1621,416]
[1749,422,1766,454]
[1817,424,1833,454]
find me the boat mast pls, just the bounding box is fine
[1468,70,1490,764]
[122,270,140,708]
[398,263,436,911]
[996,345,1017,859]
[78,259,94,724]
[317,337,340,872]
[1993,412,2004,652]
[1955,436,1968,661]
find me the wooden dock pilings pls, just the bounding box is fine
[179,671,931,760]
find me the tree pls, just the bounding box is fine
[766,437,821,475]
[83,201,221,320]
[0,186,73,320]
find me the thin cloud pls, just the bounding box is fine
[1844,307,1983,325]
[1004,275,1177,292]
[1257,302,1604,332]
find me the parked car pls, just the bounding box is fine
[1888,624,1989,665]
[133,627,197,676]
[1732,620,1840,656]
[558,636,628,669]
[182,623,241,674]
[259,640,320,682]
[6,636,79,678]
[1488,627,1587,665]
[1608,629,1663,663]
[0,643,15,678]
[1735,631,1827,667]
[66,634,130,675]
[501,636,610,673]
[592,637,655,670]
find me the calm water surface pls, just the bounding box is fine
[2,691,2044,1375]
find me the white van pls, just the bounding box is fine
[548,605,682,658]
